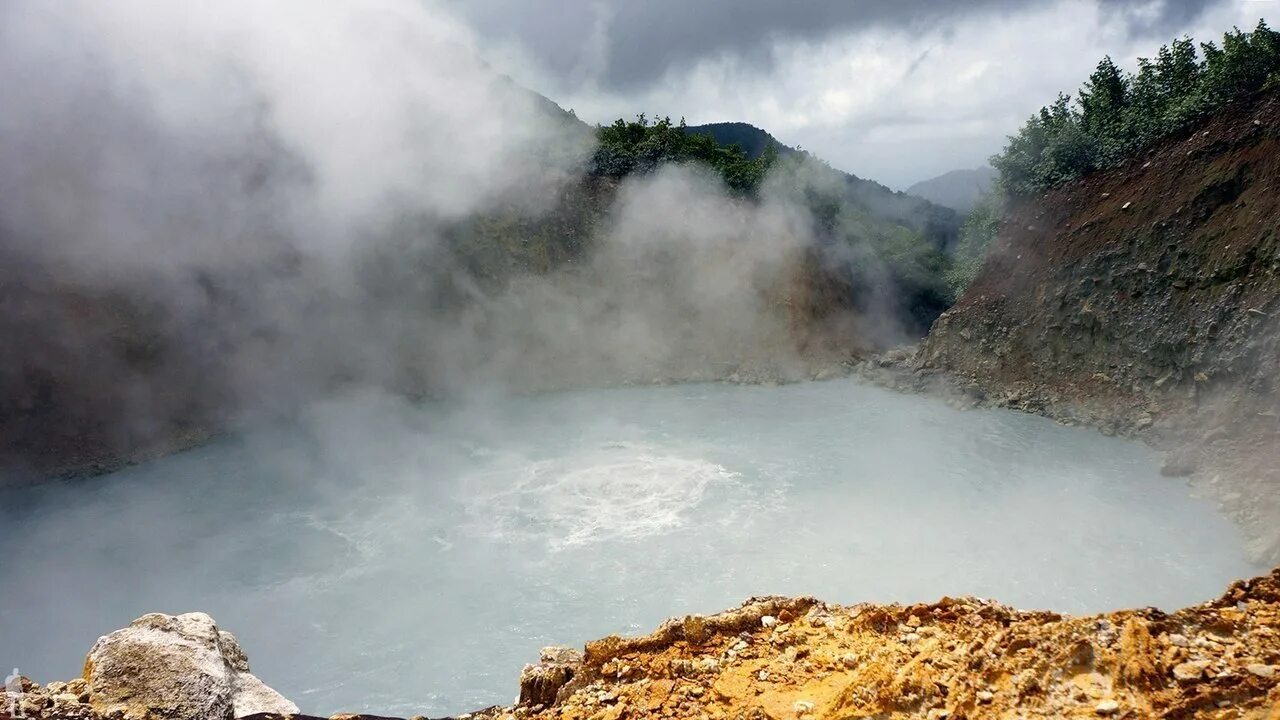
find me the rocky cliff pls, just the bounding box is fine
[912,89,1280,563]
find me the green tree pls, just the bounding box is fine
[1078,56,1130,160]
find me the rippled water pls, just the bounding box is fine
[0,379,1257,716]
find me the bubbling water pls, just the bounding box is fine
[470,444,740,549]
[0,379,1257,717]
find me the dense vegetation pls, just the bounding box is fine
[591,115,777,194]
[993,20,1280,195]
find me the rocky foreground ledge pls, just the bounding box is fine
[7,612,298,720]
[10,571,1280,720]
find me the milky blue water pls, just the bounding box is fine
[0,379,1256,716]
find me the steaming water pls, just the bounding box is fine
[0,379,1256,716]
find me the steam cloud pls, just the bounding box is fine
[0,0,902,478]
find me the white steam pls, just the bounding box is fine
[0,0,892,479]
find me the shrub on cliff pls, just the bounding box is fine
[994,20,1280,196]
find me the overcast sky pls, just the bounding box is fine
[452,0,1278,189]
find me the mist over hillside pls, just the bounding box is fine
[685,122,962,251]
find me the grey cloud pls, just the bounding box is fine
[455,0,1226,92]
[1099,0,1225,36]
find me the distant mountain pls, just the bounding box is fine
[906,167,997,213]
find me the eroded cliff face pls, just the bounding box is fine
[916,90,1280,562]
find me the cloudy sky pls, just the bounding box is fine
[452,0,1278,189]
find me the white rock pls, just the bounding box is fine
[1095,699,1119,715]
[761,615,778,628]
[84,612,297,720]
[1246,664,1275,678]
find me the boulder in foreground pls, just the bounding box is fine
[83,611,297,720]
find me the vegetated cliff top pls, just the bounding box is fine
[961,88,1279,312]
[991,20,1280,196]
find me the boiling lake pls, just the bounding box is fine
[0,379,1256,716]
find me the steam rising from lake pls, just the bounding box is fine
[0,380,1254,717]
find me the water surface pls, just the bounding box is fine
[0,379,1255,716]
